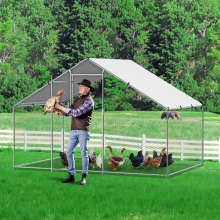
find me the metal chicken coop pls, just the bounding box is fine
[13,58,204,177]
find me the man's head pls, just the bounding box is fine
[77,79,94,96]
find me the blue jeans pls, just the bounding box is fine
[67,130,90,176]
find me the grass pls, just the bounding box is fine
[1,110,220,140]
[0,111,220,219]
[1,149,220,220]
[13,150,201,176]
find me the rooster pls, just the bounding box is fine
[44,89,65,115]
[106,145,126,170]
[129,150,143,168]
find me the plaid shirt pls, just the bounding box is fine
[66,96,94,117]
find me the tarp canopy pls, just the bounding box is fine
[17,58,202,110]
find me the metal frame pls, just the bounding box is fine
[13,72,104,171]
[166,108,169,177]
[101,70,105,174]
[202,106,205,165]
[13,70,204,177]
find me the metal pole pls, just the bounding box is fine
[166,109,169,177]
[62,115,65,152]
[13,105,16,169]
[202,106,204,165]
[51,76,53,171]
[70,72,73,104]
[67,73,102,76]
[142,134,146,155]
[101,70,105,174]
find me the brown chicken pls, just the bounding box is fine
[44,89,65,115]
[142,148,166,169]
[106,145,126,170]
[147,155,163,169]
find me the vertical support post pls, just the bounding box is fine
[181,141,183,161]
[70,70,73,104]
[51,76,54,172]
[101,69,105,174]
[61,128,63,152]
[142,134,145,155]
[202,106,204,165]
[62,115,65,152]
[166,109,169,177]
[13,105,16,169]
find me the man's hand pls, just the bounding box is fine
[54,103,67,113]
[54,103,62,110]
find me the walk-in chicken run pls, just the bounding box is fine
[13,58,204,177]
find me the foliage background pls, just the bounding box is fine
[0,0,219,112]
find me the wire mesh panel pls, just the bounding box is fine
[101,81,203,176]
[167,107,203,175]
[13,75,104,172]
[13,78,71,170]
[13,105,65,169]
[13,73,203,176]
[102,112,169,175]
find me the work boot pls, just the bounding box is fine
[62,173,75,183]
[80,173,87,185]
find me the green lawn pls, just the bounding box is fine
[1,149,220,220]
[0,111,220,219]
[1,111,220,140]
[13,150,202,176]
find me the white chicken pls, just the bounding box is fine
[96,153,102,169]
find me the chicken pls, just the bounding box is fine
[153,148,174,167]
[106,145,126,170]
[60,151,68,167]
[129,150,143,168]
[44,89,65,115]
[141,152,150,168]
[147,155,163,169]
[96,153,102,169]
[88,147,96,169]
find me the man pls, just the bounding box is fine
[54,79,94,185]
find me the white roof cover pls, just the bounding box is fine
[17,58,202,110]
[89,58,202,109]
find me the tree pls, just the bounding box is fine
[93,74,135,111]
[0,64,37,112]
[109,0,149,68]
[56,0,114,70]
[203,18,220,112]
[0,0,58,112]
[138,0,220,111]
